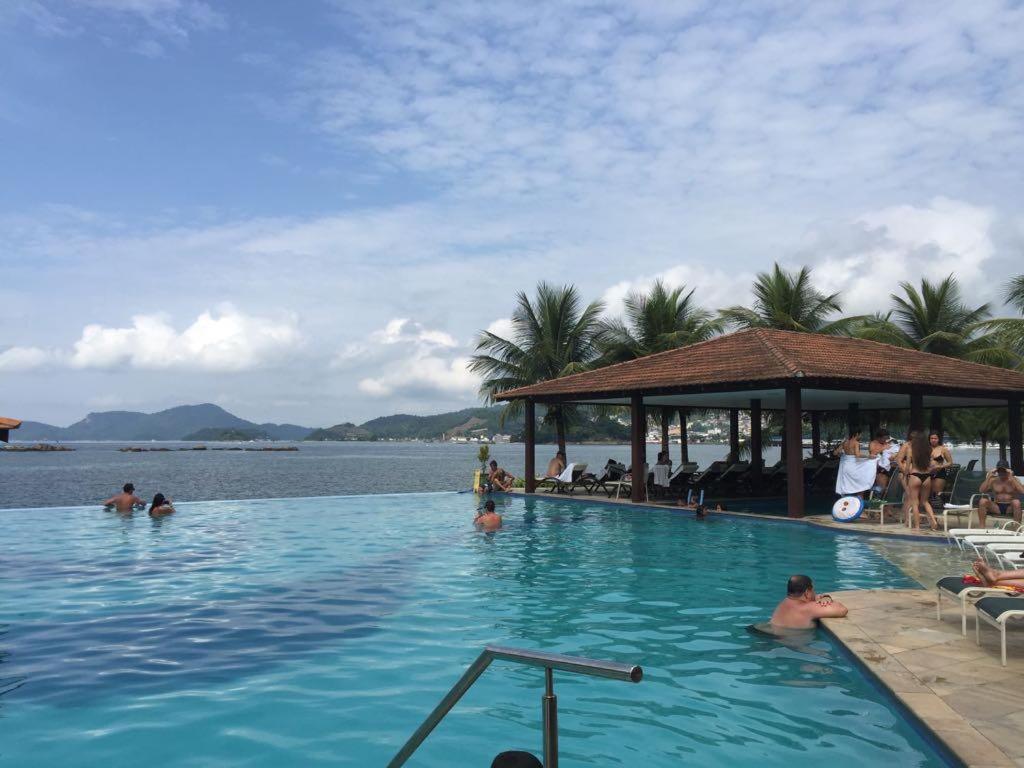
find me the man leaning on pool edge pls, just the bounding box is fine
[770,574,849,629]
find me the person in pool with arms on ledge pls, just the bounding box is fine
[770,574,848,629]
[102,482,145,512]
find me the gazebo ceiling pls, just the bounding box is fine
[498,329,1024,409]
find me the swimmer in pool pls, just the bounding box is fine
[475,499,502,530]
[769,574,848,630]
[148,493,175,517]
[103,483,145,513]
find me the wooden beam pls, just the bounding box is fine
[678,407,689,464]
[631,395,646,503]
[910,393,925,432]
[1010,397,1023,476]
[869,411,880,439]
[729,408,740,462]
[810,412,821,459]
[847,402,859,436]
[785,384,804,518]
[660,407,671,458]
[524,400,536,493]
[930,407,943,436]
[750,398,763,489]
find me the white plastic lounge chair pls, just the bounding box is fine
[985,544,1024,569]
[947,520,1022,547]
[936,576,1019,636]
[975,595,1024,665]
[605,464,649,501]
[961,533,1024,559]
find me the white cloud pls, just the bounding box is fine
[807,198,997,314]
[358,353,477,398]
[68,306,301,371]
[602,264,753,318]
[370,318,458,348]
[0,346,55,371]
[484,317,514,340]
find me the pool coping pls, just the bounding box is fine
[821,589,1024,768]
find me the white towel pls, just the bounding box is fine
[653,464,671,487]
[877,444,899,471]
[555,463,575,483]
[836,454,878,495]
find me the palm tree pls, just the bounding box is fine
[1007,275,1024,314]
[946,408,1008,471]
[595,280,722,364]
[855,275,1016,365]
[470,282,604,457]
[719,263,861,334]
[969,275,1024,368]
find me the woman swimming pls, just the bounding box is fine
[149,493,175,517]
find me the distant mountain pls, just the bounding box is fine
[311,406,631,443]
[14,404,311,442]
[182,427,272,441]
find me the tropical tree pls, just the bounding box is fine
[595,279,722,364]
[946,408,1008,471]
[854,275,1015,365]
[970,274,1024,368]
[470,282,604,457]
[719,263,861,334]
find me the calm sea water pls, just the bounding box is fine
[0,493,949,766]
[2,440,990,510]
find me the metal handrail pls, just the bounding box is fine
[387,645,643,768]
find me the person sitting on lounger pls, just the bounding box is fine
[978,460,1024,526]
[973,560,1024,590]
[103,483,144,513]
[488,460,515,492]
[769,574,848,630]
[545,451,566,479]
[475,499,502,530]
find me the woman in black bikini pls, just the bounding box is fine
[929,432,953,497]
[902,432,938,530]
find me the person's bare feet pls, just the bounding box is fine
[973,560,998,586]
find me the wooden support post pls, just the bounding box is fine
[0,428,8,444]
[678,408,689,464]
[847,403,859,436]
[930,407,943,437]
[910,393,925,432]
[1009,397,1023,476]
[631,396,646,503]
[729,408,740,463]
[750,399,763,489]
[660,407,671,459]
[810,412,821,459]
[869,411,880,440]
[524,400,536,494]
[785,385,804,518]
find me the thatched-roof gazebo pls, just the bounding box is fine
[498,329,1024,516]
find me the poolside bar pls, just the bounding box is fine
[500,329,1024,516]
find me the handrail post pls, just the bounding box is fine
[542,667,558,768]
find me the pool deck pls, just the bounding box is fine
[823,589,1024,768]
[512,488,958,541]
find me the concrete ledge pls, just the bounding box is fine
[823,589,1024,768]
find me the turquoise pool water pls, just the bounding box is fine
[0,493,949,767]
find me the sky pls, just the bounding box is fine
[2,1,1024,427]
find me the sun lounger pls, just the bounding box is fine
[984,543,1024,568]
[713,461,749,489]
[585,460,627,497]
[941,470,992,531]
[691,460,728,488]
[863,471,905,525]
[936,576,1018,636]
[561,463,589,494]
[960,533,1024,559]
[974,595,1024,665]
[604,464,648,501]
[536,463,576,493]
[947,520,1021,546]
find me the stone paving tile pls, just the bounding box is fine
[823,588,1024,768]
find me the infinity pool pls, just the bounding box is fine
[0,493,949,766]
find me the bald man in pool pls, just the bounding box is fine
[770,575,848,629]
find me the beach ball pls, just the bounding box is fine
[832,496,864,522]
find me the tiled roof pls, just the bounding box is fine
[498,329,1024,399]
[0,417,22,429]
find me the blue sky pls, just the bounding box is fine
[2,0,1024,427]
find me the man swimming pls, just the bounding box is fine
[769,574,848,629]
[978,460,1024,525]
[475,499,503,530]
[102,483,144,512]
